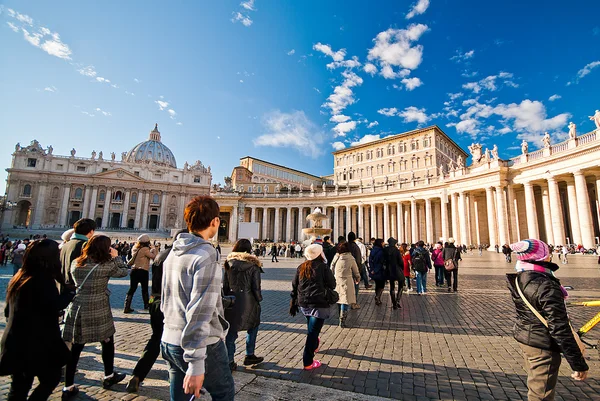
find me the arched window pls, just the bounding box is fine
[51,187,59,198]
[257,185,262,193]
[131,193,138,203]
[248,186,253,193]
[23,184,32,196]
[74,187,83,199]
[99,191,105,201]
[152,194,160,204]
[114,191,123,201]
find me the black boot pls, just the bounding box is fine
[142,292,149,310]
[339,310,348,328]
[395,288,403,309]
[375,289,383,306]
[390,291,398,309]
[124,295,134,313]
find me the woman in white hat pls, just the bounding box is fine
[124,234,156,313]
[290,244,336,370]
[11,243,27,275]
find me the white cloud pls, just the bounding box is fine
[7,22,19,32]
[313,42,346,62]
[326,56,361,70]
[81,111,95,117]
[548,94,561,102]
[351,134,381,147]
[461,70,478,78]
[168,109,177,119]
[450,49,475,63]
[406,0,430,19]
[367,121,379,128]
[95,77,111,83]
[78,66,97,77]
[448,92,463,101]
[44,86,57,92]
[240,0,255,11]
[15,11,33,26]
[313,87,321,94]
[378,107,398,117]
[322,71,363,115]
[454,119,480,136]
[95,107,111,117]
[239,79,244,83]
[231,12,253,27]
[287,49,295,56]
[332,141,346,150]
[576,61,600,80]
[22,28,42,47]
[39,31,72,59]
[133,78,141,83]
[401,76,423,90]
[155,100,169,110]
[253,110,324,158]
[462,72,517,93]
[367,24,429,74]
[364,63,377,76]
[330,114,351,123]
[398,106,429,123]
[333,120,357,137]
[125,91,135,96]
[176,122,183,126]
[494,100,570,134]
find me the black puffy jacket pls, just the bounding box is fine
[291,260,336,308]
[223,252,263,332]
[384,240,404,281]
[506,268,588,372]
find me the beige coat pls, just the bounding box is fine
[130,245,157,271]
[331,252,360,305]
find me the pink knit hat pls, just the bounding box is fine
[510,239,550,261]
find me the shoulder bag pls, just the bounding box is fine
[322,264,339,305]
[444,249,457,271]
[515,277,585,356]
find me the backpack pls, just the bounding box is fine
[412,251,427,273]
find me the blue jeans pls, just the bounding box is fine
[225,325,259,363]
[434,264,445,285]
[340,304,349,312]
[416,270,427,294]
[303,316,324,367]
[160,340,234,401]
[360,263,369,287]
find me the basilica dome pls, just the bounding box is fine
[126,124,177,168]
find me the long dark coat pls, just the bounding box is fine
[62,257,128,344]
[223,252,263,332]
[368,245,386,281]
[0,273,73,375]
[384,240,404,281]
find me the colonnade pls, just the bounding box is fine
[241,170,600,249]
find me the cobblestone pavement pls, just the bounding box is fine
[0,251,599,400]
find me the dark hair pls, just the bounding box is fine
[299,256,324,280]
[347,232,356,242]
[417,240,425,247]
[337,236,346,243]
[76,235,113,267]
[399,243,409,254]
[323,236,330,242]
[6,239,62,302]
[74,218,96,235]
[232,239,252,253]
[373,238,384,248]
[184,196,220,233]
[337,241,351,254]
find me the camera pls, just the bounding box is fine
[222,295,235,309]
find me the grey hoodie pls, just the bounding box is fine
[161,233,228,376]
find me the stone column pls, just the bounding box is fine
[495,186,508,246]
[451,193,459,242]
[121,190,131,228]
[523,182,539,239]
[177,194,186,229]
[541,186,554,245]
[485,187,497,248]
[425,198,433,244]
[396,202,404,242]
[159,192,168,230]
[32,182,47,228]
[565,179,582,245]
[574,171,595,248]
[358,204,364,239]
[507,185,519,243]
[547,177,566,245]
[230,205,238,242]
[411,199,418,242]
[102,188,112,228]
[345,205,351,236]
[134,191,144,229]
[263,208,269,240]
[370,204,376,240]
[59,185,71,226]
[141,190,150,230]
[285,207,292,242]
[458,192,468,246]
[81,186,92,218]
[383,202,390,240]
[333,206,339,239]
[472,195,481,245]
[440,196,449,242]
[88,186,99,219]
[274,207,281,241]
[250,207,256,223]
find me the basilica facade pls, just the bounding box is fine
[3,122,600,249]
[2,125,211,231]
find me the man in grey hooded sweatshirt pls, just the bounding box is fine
[160,196,234,401]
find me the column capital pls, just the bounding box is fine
[546,176,557,183]
[572,170,585,177]
[523,181,533,188]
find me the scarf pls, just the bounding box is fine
[71,233,89,242]
[515,260,569,299]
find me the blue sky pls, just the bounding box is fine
[1,0,599,194]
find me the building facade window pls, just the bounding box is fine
[27,158,37,168]
[152,194,160,204]
[194,176,201,183]
[74,188,83,199]
[76,166,86,172]
[22,184,32,197]
[131,193,138,203]
[99,191,105,201]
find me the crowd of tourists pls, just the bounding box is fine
[0,195,591,401]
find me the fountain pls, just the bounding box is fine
[301,207,332,245]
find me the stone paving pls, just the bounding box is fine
[0,250,599,400]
